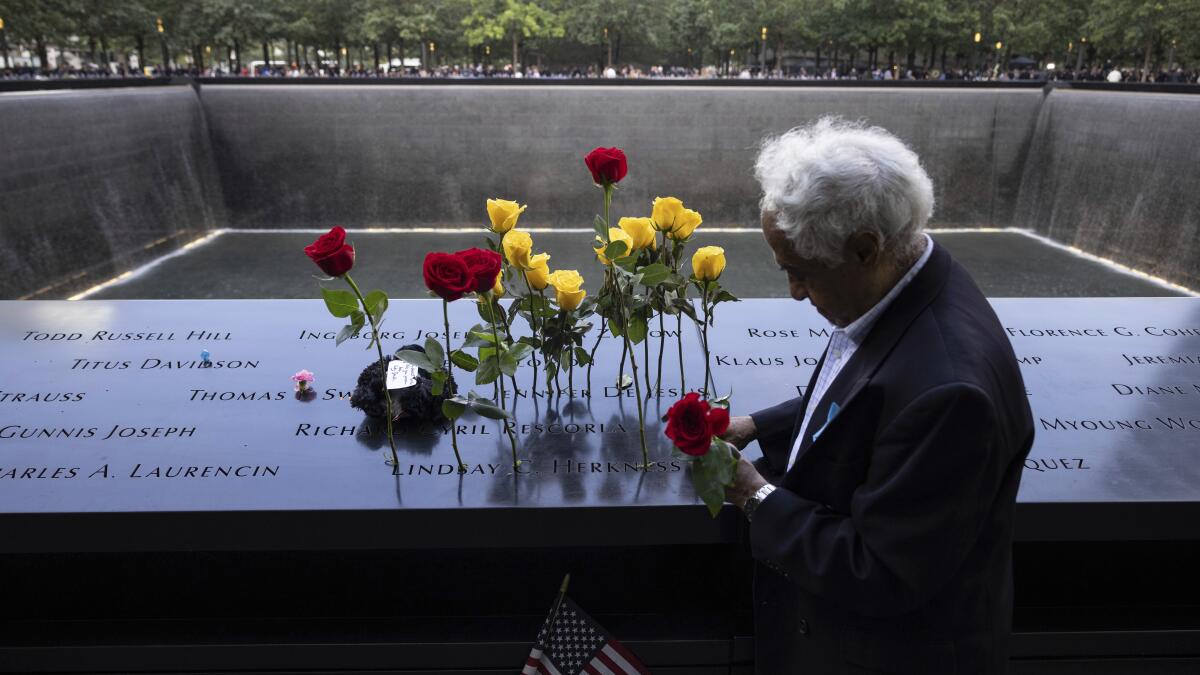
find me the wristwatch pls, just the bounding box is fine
[743,484,777,522]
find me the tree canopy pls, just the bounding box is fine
[0,0,1197,75]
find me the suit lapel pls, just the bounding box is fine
[787,347,827,451]
[785,242,953,474]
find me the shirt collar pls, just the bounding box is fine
[841,234,935,343]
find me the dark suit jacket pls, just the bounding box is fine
[748,242,1034,674]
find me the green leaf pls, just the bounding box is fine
[615,255,638,274]
[424,335,445,368]
[674,299,699,321]
[593,214,608,239]
[469,398,509,420]
[608,318,623,337]
[639,263,671,286]
[693,440,738,518]
[477,299,502,325]
[451,350,479,372]
[604,240,629,261]
[500,342,532,376]
[321,287,358,318]
[364,290,388,320]
[335,322,358,347]
[475,354,501,385]
[715,289,740,304]
[469,329,499,344]
[431,370,447,397]
[693,463,727,518]
[627,312,648,345]
[442,397,467,421]
[394,348,435,372]
[574,347,592,366]
[339,311,365,348]
[508,342,534,363]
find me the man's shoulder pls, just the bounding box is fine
[886,262,1017,397]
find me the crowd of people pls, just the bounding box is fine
[3,61,1198,84]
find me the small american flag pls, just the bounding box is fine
[523,596,649,675]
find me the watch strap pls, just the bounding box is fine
[744,484,776,522]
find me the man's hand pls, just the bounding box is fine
[722,415,757,450]
[724,456,769,510]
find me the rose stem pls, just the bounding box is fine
[489,299,497,401]
[586,321,604,396]
[702,281,713,397]
[611,260,648,467]
[656,312,665,397]
[677,313,686,394]
[521,272,540,400]
[655,233,669,397]
[540,289,559,396]
[499,308,519,404]
[643,312,651,399]
[618,330,628,385]
[586,266,611,396]
[489,300,519,469]
[344,273,397,468]
[490,299,507,408]
[624,305,648,467]
[443,299,466,473]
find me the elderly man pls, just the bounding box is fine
[723,118,1034,674]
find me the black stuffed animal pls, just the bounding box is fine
[350,344,454,422]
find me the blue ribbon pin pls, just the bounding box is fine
[812,402,840,441]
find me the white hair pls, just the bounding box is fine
[754,117,934,266]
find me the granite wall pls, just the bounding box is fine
[0,86,225,299]
[1014,90,1200,290]
[200,85,1042,230]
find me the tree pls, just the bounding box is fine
[0,0,76,69]
[1086,0,1200,79]
[462,0,564,71]
[559,0,662,70]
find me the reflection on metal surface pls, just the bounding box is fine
[1,298,1199,519]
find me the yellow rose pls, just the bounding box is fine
[486,198,527,234]
[692,246,726,281]
[594,227,634,265]
[525,253,551,290]
[651,196,684,233]
[546,269,584,293]
[619,217,657,251]
[557,286,586,311]
[491,270,504,297]
[668,208,702,241]
[548,271,587,310]
[502,229,534,269]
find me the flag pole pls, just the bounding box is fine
[542,573,572,641]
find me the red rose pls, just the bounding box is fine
[584,147,628,186]
[664,393,729,456]
[454,248,503,294]
[304,225,355,277]
[423,252,473,302]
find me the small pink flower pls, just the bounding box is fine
[291,369,315,392]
